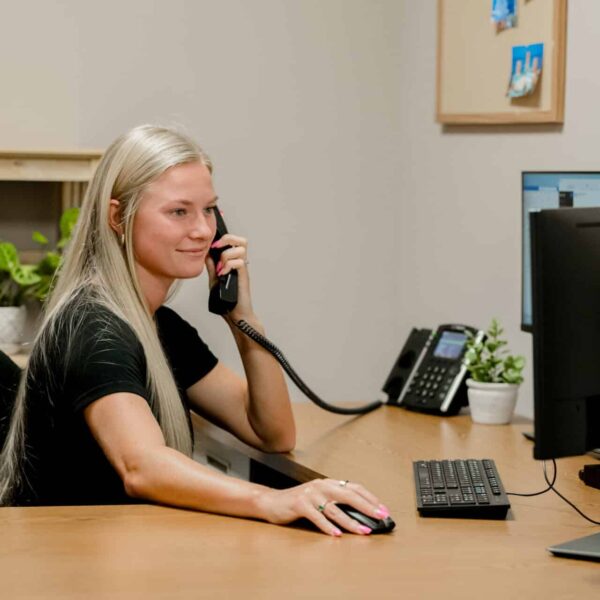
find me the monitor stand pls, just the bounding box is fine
[518,432,600,560]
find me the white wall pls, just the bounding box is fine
[394,0,600,418]
[2,1,599,417]
[1,0,405,407]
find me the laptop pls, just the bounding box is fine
[548,532,600,562]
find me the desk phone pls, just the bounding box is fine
[383,324,484,415]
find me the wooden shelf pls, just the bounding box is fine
[0,149,103,183]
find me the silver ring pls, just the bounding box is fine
[339,480,349,488]
[317,501,330,513]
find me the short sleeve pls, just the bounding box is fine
[59,309,149,414]
[155,306,218,390]
[0,351,21,438]
[0,350,20,400]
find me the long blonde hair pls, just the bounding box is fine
[0,124,213,504]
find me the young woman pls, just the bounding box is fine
[0,125,391,536]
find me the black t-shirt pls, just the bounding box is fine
[16,304,218,506]
[0,350,21,444]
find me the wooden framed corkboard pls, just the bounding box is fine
[436,0,567,124]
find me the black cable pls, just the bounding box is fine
[507,459,557,497]
[542,460,600,526]
[508,460,600,525]
[234,320,383,416]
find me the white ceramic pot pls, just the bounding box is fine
[0,305,27,354]
[466,379,519,425]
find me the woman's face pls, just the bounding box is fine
[131,161,218,291]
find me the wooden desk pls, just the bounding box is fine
[1,405,599,599]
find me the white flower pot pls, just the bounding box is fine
[0,305,27,354]
[466,379,519,425]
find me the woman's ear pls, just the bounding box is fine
[108,199,122,234]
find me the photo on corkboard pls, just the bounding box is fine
[507,43,544,99]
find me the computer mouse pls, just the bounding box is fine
[336,504,396,534]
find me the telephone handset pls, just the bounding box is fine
[382,324,483,415]
[207,208,382,416]
[208,209,238,315]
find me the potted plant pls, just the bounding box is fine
[0,243,40,353]
[464,318,525,425]
[0,207,79,353]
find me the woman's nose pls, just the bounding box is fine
[190,214,214,239]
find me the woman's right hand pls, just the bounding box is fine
[254,478,391,536]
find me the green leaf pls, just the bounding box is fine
[10,264,41,286]
[489,318,503,337]
[36,251,61,274]
[513,355,526,370]
[0,242,19,272]
[59,207,80,242]
[464,348,477,363]
[32,231,49,246]
[503,368,524,384]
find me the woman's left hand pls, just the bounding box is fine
[205,233,254,322]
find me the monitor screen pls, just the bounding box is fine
[530,206,600,459]
[522,172,600,331]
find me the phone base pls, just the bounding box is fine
[388,400,464,417]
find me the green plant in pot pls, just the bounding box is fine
[27,207,80,303]
[464,318,525,425]
[0,242,40,354]
[0,207,79,353]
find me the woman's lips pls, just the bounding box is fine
[177,248,207,255]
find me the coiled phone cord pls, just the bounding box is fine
[234,320,383,416]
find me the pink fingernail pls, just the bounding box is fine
[375,508,389,519]
[332,528,342,537]
[211,241,220,248]
[358,526,372,535]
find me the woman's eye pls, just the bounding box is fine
[204,206,217,216]
[171,208,187,217]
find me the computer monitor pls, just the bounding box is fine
[530,206,600,460]
[522,172,600,332]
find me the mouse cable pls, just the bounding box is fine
[234,320,383,416]
[508,460,600,526]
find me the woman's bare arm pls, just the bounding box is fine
[83,392,389,536]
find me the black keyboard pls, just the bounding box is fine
[414,459,511,519]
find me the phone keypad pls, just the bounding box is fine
[405,362,459,405]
